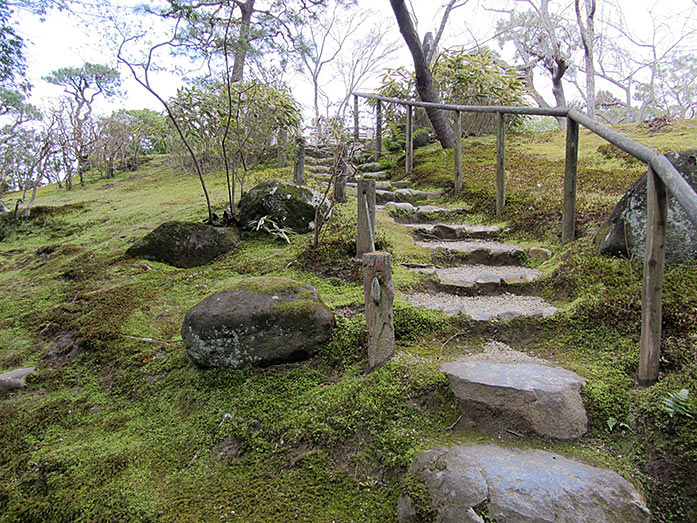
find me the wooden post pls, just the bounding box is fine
[354,95,359,141]
[496,111,506,215]
[293,137,305,185]
[454,110,463,192]
[375,99,382,161]
[277,128,287,168]
[363,252,395,371]
[334,150,347,203]
[357,179,376,257]
[639,166,667,387]
[406,105,414,173]
[563,117,579,242]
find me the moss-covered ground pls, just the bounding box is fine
[1,120,696,521]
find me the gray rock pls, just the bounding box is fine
[529,246,553,262]
[399,444,651,523]
[441,360,587,439]
[126,221,238,268]
[391,181,412,189]
[597,150,697,264]
[385,202,416,212]
[358,162,383,172]
[0,367,35,391]
[360,171,389,180]
[181,277,334,369]
[239,180,325,234]
[496,310,522,322]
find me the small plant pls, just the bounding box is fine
[606,417,631,433]
[663,389,695,419]
[250,215,295,244]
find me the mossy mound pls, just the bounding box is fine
[239,180,324,234]
[125,221,238,268]
[181,277,334,369]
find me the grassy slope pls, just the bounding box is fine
[0,119,696,522]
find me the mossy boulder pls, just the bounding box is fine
[597,150,697,264]
[239,180,325,233]
[126,221,238,268]
[181,277,335,369]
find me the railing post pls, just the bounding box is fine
[357,179,376,257]
[639,165,667,387]
[293,136,305,185]
[375,99,382,161]
[563,117,579,242]
[277,128,287,168]
[496,111,506,215]
[454,110,463,192]
[363,251,395,371]
[406,104,414,173]
[354,94,359,141]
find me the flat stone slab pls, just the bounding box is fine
[398,444,650,523]
[441,360,587,439]
[436,265,541,284]
[416,240,526,266]
[358,162,383,172]
[385,202,416,212]
[376,189,440,205]
[406,223,500,241]
[405,292,556,321]
[0,367,36,391]
[359,171,389,180]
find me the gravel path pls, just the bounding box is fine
[405,292,554,319]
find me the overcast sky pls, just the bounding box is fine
[16,0,697,121]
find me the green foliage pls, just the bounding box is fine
[0,1,25,88]
[663,389,695,419]
[43,62,121,98]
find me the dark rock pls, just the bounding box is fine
[181,277,334,369]
[412,128,431,149]
[0,367,35,391]
[399,444,650,522]
[126,221,237,268]
[441,360,587,439]
[238,180,325,234]
[597,150,697,264]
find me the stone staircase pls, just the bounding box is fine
[341,153,651,522]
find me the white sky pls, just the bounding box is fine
[15,0,697,121]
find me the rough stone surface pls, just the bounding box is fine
[181,277,334,369]
[405,292,556,321]
[529,246,553,262]
[597,150,697,264]
[376,189,439,205]
[399,444,650,523]
[0,367,35,391]
[441,360,587,439]
[417,240,526,266]
[126,221,238,268]
[239,180,325,234]
[358,162,383,172]
[385,202,415,212]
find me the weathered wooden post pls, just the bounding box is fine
[354,94,360,141]
[277,128,287,168]
[563,117,579,242]
[293,136,305,185]
[496,111,506,215]
[375,99,382,161]
[639,165,667,387]
[406,104,414,173]
[334,148,347,204]
[363,252,395,371]
[357,179,376,257]
[454,110,463,192]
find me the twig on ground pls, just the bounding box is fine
[300,364,338,383]
[441,332,466,349]
[124,335,179,346]
[445,415,463,431]
[506,429,525,438]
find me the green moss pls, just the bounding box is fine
[234,276,316,299]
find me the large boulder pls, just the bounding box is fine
[126,221,237,268]
[181,277,334,369]
[441,360,587,439]
[239,180,325,234]
[597,150,697,264]
[398,444,650,522]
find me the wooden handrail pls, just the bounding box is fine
[353,91,697,387]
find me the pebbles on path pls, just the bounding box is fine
[405,292,556,321]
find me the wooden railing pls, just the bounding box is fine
[353,91,697,387]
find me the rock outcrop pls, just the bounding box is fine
[398,444,650,522]
[597,150,697,264]
[0,367,35,392]
[181,277,334,369]
[126,221,238,268]
[238,180,325,234]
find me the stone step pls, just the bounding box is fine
[415,239,527,266]
[357,161,383,172]
[442,357,587,439]
[404,223,500,241]
[405,291,557,321]
[376,189,440,205]
[409,264,542,296]
[357,171,390,180]
[383,203,470,223]
[398,444,650,522]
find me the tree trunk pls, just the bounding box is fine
[231,0,254,82]
[389,0,456,149]
[575,0,596,118]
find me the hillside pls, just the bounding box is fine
[1,119,696,522]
